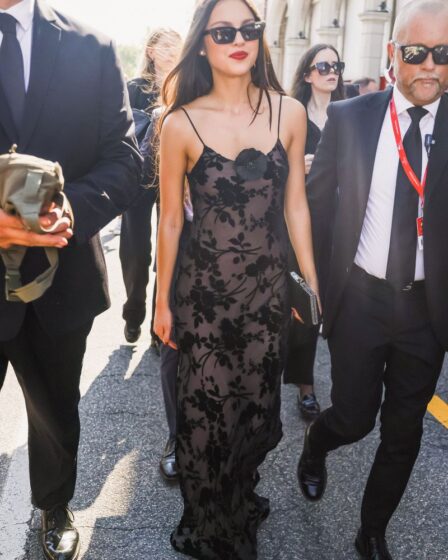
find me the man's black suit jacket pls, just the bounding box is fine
[307,89,448,351]
[0,0,142,340]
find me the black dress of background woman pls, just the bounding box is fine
[284,44,345,420]
[284,115,321,391]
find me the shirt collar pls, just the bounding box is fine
[0,0,35,33]
[393,85,441,119]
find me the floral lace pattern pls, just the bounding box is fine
[172,136,290,560]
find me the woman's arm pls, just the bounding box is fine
[154,111,188,348]
[283,98,319,297]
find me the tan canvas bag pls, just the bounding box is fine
[0,144,66,303]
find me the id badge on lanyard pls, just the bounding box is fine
[390,99,429,251]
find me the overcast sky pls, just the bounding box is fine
[50,0,196,45]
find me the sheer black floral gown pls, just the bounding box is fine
[172,101,289,560]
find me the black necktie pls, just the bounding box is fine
[0,13,26,130]
[386,106,428,289]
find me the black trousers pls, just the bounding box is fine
[284,321,319,386]
[285,242,319,387]
[309,266,444,536]
[120,187,158,329]
[0,306,93,510]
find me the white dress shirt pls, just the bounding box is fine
[354,86,440,281]
[0,0,35,90]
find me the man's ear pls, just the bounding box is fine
[387,41,395,67]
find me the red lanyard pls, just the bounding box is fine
[390,98,427,204]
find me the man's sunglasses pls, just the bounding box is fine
[393,42,448,65]
[203,21,265,45]
[308,61,345,76]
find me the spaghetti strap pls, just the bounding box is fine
[180,107,205,146]
[277,95,283,140]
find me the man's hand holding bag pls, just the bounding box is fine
[0,144,73,303]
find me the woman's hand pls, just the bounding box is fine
[292,307,304,323]
[154,303,178,350]
[304,153,314,175]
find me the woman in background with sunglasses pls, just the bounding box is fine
[154,0,319,558]
[285,45,345,421]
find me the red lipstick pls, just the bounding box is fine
[230,51,248,60]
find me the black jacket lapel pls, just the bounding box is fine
[352,88,393,231]
[425,94,448,202]
[20,0,61,151]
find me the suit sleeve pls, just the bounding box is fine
[127,80,139,108]
[306,103,339,290]
[64,41,143,244]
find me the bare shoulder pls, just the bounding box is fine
[160,109,193,149]
[277,95,307,150]
[281,95,306,122]
[161,109,187,136]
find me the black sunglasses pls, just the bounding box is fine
[393,42,448,65]
[203,21,265,45]
[308,61,345,76]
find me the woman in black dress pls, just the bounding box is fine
[285,44,345,420]
[154,1,319,558]
[120,28,181,346]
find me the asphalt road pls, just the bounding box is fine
[0,225,447,560]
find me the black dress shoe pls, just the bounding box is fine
[298,393,321,421]
[124,322,141,343]
[160,437,179,481]
[297,424,327,502]
[41,505,80,560]
[355,529,393,559]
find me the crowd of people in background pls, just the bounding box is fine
[1,0,448,560]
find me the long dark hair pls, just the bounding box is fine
[161,0,284,129]
[291,44,345,107]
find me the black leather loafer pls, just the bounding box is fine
[298,393,321,421]
[297,424,327,502]
[160,437,179,481]
[41,505,80,560]
[355,528,393,559]
[124,322,141,343]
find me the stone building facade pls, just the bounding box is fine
[263,0,413,90]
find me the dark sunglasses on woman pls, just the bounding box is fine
[203,21,265,45]
[393,42,448,65]
[308,61,345,76]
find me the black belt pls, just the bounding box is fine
[350,264,425,294]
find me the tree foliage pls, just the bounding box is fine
[117,44,141,80]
